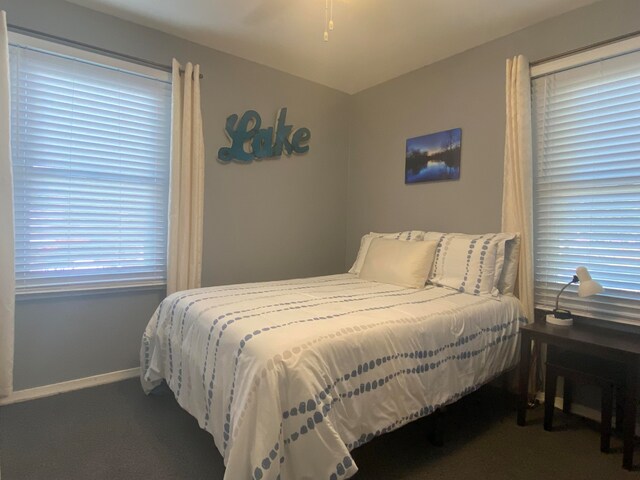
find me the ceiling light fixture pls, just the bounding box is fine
[324,0,334,41]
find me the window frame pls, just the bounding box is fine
[9,32,172,296]
[531,35,640,327]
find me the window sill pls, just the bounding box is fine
[15,282,167,302]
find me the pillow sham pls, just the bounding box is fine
[430,232,516,296]
[496,234,521,295]
[422,232,446,277]
[348,230,425,275]
[359,238,438,289]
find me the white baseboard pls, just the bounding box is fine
[535,392,640,433]
[0,367,139,406]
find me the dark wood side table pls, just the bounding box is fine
[517,320,640,470]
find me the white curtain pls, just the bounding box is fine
[0,11,15,398]
[167,59,205,295]
[502,55,534,324]
[502,55,537,396]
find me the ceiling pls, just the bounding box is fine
[66,0,598,94]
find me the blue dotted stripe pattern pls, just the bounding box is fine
[156,277,370,397]
[252,319,520,480]
[232,299,504,438]
[430,233,449,280]
[171,281,379,397]
[280,316,518,421]
[192,283,376,397]
[251,424,284,480]
[279,321,518,448]
[232,291,505,451]
[203,286,429,432]
[141,334,151,379]
[431,233,499,295]
[472,234,497,295]
[219,289,456,452]
[229,299,481,436]
[349,362,515,452]
[327,457,355,480]
[142,276,360,397]
[396,231,423,241]
[459,237,477,293]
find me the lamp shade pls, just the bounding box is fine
[576,266,604,298]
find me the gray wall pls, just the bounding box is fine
[346,0,640,267]
[2,0,350,390]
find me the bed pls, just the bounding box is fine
[141,272,525,480]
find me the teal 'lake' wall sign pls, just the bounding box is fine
[217,107,311,163]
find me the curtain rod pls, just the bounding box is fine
[530,29,640,67]
[7,23,204,79]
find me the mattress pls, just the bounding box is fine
[141,274,525,480]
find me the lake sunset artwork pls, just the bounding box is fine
[405,128,462,184]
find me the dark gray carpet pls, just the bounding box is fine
[0,379,635,479]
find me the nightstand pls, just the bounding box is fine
[517,319,640,470]
[544,349,625,453]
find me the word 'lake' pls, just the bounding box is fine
[218,108,311,163]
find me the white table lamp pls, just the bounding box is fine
[546,266,604,327]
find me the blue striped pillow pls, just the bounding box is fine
[429,232,516,296]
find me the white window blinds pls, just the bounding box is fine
[9,37,172,293]
[532,45,640,326]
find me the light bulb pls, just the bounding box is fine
[323,31,329,41]
[329,0,334,31]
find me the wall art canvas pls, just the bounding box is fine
[405,128,462,184]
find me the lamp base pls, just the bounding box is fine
[546,314,573,327]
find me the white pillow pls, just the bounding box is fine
[430,232,516,296]
[359,238,438,289]
[497,234,521,295]
[349,230,425,275]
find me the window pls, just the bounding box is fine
[9,34,172,293]
[532,37,640,326]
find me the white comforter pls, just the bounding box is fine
[141,274,524,480]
